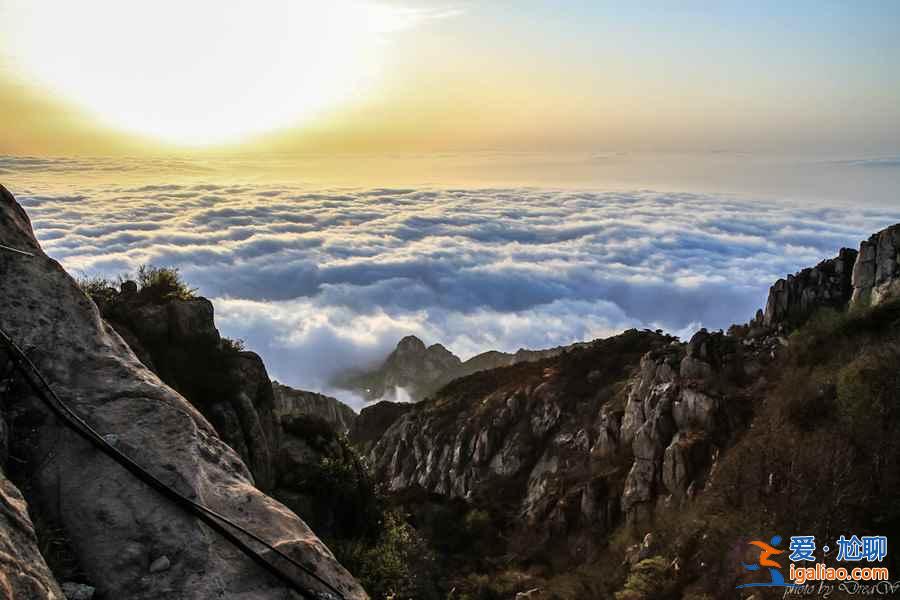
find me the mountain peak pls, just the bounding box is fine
[395,334,427,353]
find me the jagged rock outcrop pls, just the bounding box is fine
[272,381,357,434]
[851,223,900,308]
[752,225,900,327]
[349,400,413,454]
[0,185,366,599]
[761,248,857,327]
[335,335,580,403]
[619,329,749,521]
[371,330,675,560]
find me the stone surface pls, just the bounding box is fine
[348,400,414,454]
[0,185,367,599]
[851,223,900,307]
[371,330,673,560]
[762,248,857,327]
[148,555,171,574]
[273,381,357,434]
[0,472,65,599]
[95,289,280,492]
[61,582,94,600]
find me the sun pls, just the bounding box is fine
[1,0,413,146]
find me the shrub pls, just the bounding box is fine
[836,344,900,441]
[614,556,673,600]
[76,275,119,306]
[451,569,541,600]
[136,264,196,302]
[221,337,246,353]
[333,510,438,600]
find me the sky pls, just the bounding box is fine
[1,2,899,408]
[1,1,899,158]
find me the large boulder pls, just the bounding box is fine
[0,185,367,599]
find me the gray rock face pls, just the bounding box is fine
[61,582,95,600]
[762,248,857,327]
[0,185,366,599]
[368,325,737,555]
[851,223,900,307]
[371,330,673,559]
[272,381,357,434]
[348,400,414,454]
[94,289,280,492]
[619,335,738,520]
[0,472,65,599]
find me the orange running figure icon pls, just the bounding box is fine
[736,535,798,589]
[748,538,784,568]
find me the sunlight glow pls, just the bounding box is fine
[1,1,425,146]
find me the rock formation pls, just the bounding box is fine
[94,286,281,492]
[370,330,678,561]
[761,247,857,327]
[0,185,367,599]
[851,223,900,307]
[348,400,413,454]
[272,382,357,435]
[0,470,64,599]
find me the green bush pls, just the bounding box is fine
[333,510,438,600]
[76,275,119,305]
[614,556,673,600]
[836,344,900,440]
[220,337,246,353]
[136,264,196,302]
[450,569,541,600]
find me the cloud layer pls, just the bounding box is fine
[6,158,900,408]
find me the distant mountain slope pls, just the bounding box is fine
[334,334,583,403]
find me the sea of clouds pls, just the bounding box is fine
[4,155,900,409]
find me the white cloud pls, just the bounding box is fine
[5,156,900,409]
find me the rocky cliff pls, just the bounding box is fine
[761,247,857,327]
[371,330,678,564]
[348,400,414,455]
[272,382,357,435]
[0,184,367,599]
[851,222,900,307]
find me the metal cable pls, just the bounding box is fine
[0,243,34,257]
[0,327,348,600]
